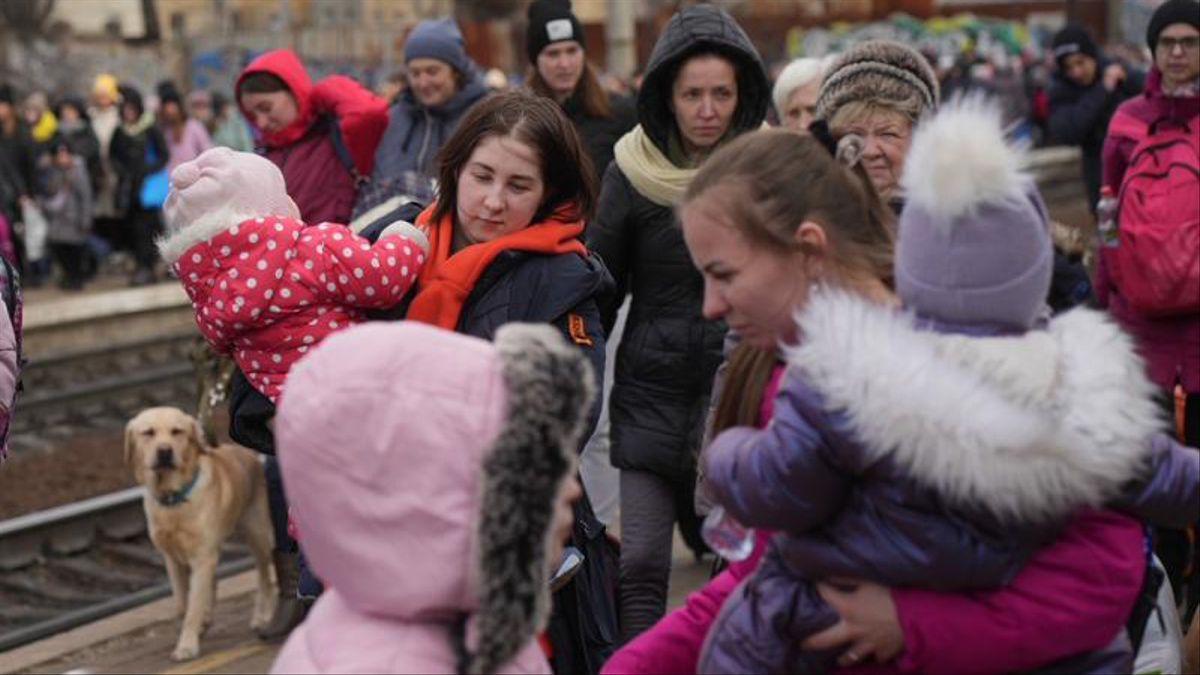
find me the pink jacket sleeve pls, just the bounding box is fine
[298,223,425,308]
[890,510,1145,675]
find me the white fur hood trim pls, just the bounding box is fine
[157,207,281,264]
[786,289,1162,523]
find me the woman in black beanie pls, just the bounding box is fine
[1100,0,1200,635]
[526,0,635,178]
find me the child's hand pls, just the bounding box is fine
[801,580,904,666]
[377,220,430,256]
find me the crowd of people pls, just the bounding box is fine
[0,74,257,290]
[2,0,1199,672]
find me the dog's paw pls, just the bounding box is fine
[171,641,200,662]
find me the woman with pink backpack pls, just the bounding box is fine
[1099,0,1200,630]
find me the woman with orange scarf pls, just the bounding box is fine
[400,91,618,674]
[402,92,608,373]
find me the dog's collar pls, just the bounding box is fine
[157,468,202,507]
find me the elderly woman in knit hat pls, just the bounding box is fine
[772,55,832,134]
[816,40,940,208]
[368,17,488,207]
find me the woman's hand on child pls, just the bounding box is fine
[801,580,904,666]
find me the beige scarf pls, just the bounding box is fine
[613,125,697,207]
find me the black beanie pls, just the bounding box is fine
[526,0,585,63]
[157,80,183,107]
[119,84,144,117]
[1051,25,1099,67]
[1147,0,1200,51]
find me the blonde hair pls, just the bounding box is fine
[828,96,922,133]
[684,128,895,283]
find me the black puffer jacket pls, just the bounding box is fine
[563,91,636,179]
[109,119,167,216]
[1047,59,1142,209]
[587,5,768,481]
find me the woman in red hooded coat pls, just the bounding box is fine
[236,49,388,225]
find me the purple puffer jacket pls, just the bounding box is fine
[701,289,1200,673]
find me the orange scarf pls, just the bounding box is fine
[406,205,589,330]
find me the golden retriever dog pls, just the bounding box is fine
[125,406,277,661]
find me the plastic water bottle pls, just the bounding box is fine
[1096,186,1119,249]
[701,505,755,562]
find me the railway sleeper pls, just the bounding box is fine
[0,600,60,626]
[47,554,162,590]
[0,568,115,606]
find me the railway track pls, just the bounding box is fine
[10,332,198,448]
[0,285,250,652]
[10,284,200,454]
[0,488,253,653]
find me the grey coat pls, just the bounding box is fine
[40,158,92,245]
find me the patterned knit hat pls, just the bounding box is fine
[815,40,940,122]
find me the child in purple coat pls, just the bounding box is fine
[698,96,1200,674]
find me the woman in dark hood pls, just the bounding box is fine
[584,4,769,641]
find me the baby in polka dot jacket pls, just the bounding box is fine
[158,147,429,403]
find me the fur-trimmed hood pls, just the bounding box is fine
[274,321,593,674]
[787,289,1162,523]
[158,207,288,264]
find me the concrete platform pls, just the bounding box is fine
[24,283,188,332]
[6,534,710,675]
[21,282,195,360]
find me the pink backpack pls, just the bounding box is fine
[1107,111,1200,317]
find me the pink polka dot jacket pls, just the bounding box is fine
[170,215,427,402]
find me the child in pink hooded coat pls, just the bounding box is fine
[159,147,428,403]
[271,321,595,674]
